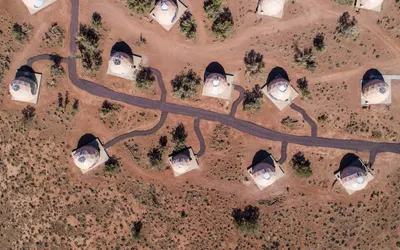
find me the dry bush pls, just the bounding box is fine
[232,205,260,232]
[179,12,197,40]
[135,67,155,89]
[104,156,121,174]
[291,152,312,178]
[210,124,230,151]
[294,44,316,72]
[22,105,36,121]
[336,12,359,39]
[244,49,265,76]
[211,8,234,39]
[281,116,299,128]
[296,77,311,99]
[0,54,11,81]
[243,84,263,112]
[172,123,187,151]
[126,0,153,14]
[12,23,33,42]
[43,23,64,48]
[313,32,325,51]
[171,69,201,99]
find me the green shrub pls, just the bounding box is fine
[43,23,64,48]
[294,44,316,72]
[313,32,325,51]
[126,0,153,14]
[104,156,121,173]
[172,123,187,151]
[99,100,121,116]
[171,69,201,99]
[135,67,155,89]
[22,105,36,121]
[296,77,311,99]
[211,8,233,39]
[232,205,260,232]
[243,85,263,112]
[147,147,163,169]
[49,54,65,77]
[336,12,358,38]
[291,152,312,178]
[333,0,353,5]
[179,12,197,40]
[12,23,33,42]
[244,49,265,76]
[204,0,223,19]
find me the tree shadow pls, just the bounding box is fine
[362,68,384,87]
[336,153,362,173]
[204,62,226,80]
[15,65,37,83]
[266,67,289,86]
[111,41,133,57]
[76,134,99,150]
[248,150,274,169]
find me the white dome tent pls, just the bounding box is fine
[10,77,38,103]
[362,79,390,104]
[335,157,374,195]
[71,138,110,174]
[267,78,291,101]
[356,0,384,12]
[202,73,234,100]
[107,52,135,80]
[21,0,59,14]
[248,154,284,190]
[257,0,286,18]
[150,0,187,31]
[168,147,199,177]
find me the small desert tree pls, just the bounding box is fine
[99,100,121,116]
[313,32,325,51]
[179,12,197,40]
[91,12,102,28]
[172,123,188,151]
[135,67,155,89]
[126,0,153,14]
[294,44,316,72]
[336,12,358,38]
[131,221,143,239]
[49,53,65,77]
[171,69,201,99]
[43,22,64,48]
[104,156,121,174]
[243,84,263,112]
[203,0,223,19]
[147,147,163,169]
[296,77,311,99]
[211,7,234,39]
[244,49,265,76]
[232,205,260,232]
[291,152,312,178]
[22,105,36,121]
[12,23,33,42]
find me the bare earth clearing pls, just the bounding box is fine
[0,0,400,249]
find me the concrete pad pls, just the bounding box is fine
[256,0,286,18]
[361,75,392,105]
[248,155,285,190]
[202,72,234,101]
[150,0,187,31]
[263,85,298,111]
[71,139,109,174]
[168,147,199,177]
[11,71,41,104]
[106,54,142,81]
[355,0,382,12]
[22,0,58,15]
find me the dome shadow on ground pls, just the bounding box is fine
[76,134,99,150]
[204,62,226,80]
[15,65,38,83]
[361,68,384,87]
[248,150,274,169]
[266,67,289,87]
[110,41,133,57]
[337,153,362,173]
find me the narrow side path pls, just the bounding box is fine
[289,103,318,137]
[278,141,288,165]
[193,118,206,157]
[104,112,168,148]
[229,85,245,117]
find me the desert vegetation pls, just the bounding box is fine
[291,152,312,178]
[171,69,201,99]
[204,0,233,39]
[22,105,36,122]
[75,13,103,73]
[147,135,168,169]
[297,77,311,100]
[179,12,197,40]
[135,67,155,89]
[0,54,11,82]
[294,44,316,72]
[313,32,326,51]
[49,54,65,78]
[336,12,358,39]
[210,124,230,151]
[42,23,64,48]
[104,156,121,174]
[333,0,353,5]
[243,49,265,76]
[281,116,299,128]
[172,123,187,151]
[232,205,260,232]
[12,23,33,42]
[243,84,263,112]
[126,0,153,14]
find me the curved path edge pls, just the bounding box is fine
[289,103,318,137]
[193,118,206,157]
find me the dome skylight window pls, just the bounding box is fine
[34,0,46,8]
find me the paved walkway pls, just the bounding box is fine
[26,0,400,164]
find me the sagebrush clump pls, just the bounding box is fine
[135,67,155,89]
[179,12,197,40]
[244,49,265,76]
[243,85,263,112]
[171,69,201,99]
[291,152,312,178]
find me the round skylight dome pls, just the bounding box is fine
[263,172,271,180]
[34,0,46,8]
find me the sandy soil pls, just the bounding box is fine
[0,0,400,249]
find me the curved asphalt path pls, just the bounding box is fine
[229,85,245,117]
[26,0,400,160]
[289,103,318,137]
[193,118,206,157]
[278,141,288,164]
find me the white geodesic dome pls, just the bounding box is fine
[340,165,369,192]
[73,145,100,171]
[362,79,390,104]
[203,73,229,97]
[10,77,38,102]
[153,0,178,25]
[267,78,291,101]
[170,152,192,174]
[360,0,384,9]
[250,162,276,187]
[24,0,47,9]
[259,0,285,16]
[108,52,134,77]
